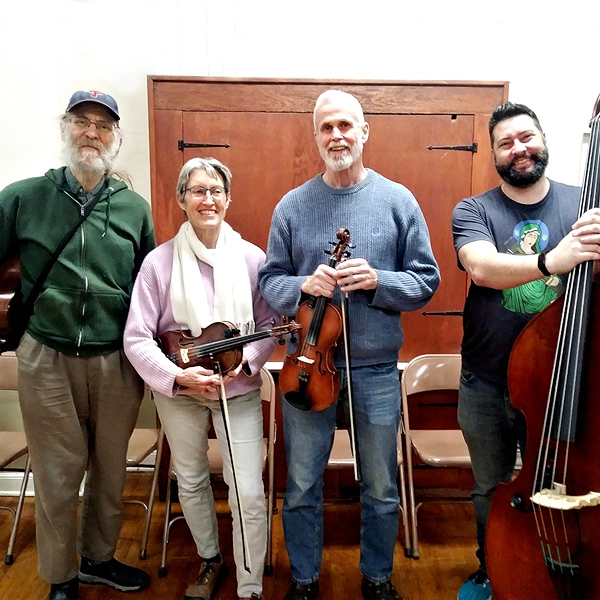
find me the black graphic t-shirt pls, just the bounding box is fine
[452,181,581,385]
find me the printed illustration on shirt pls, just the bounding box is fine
[502,220,563,314]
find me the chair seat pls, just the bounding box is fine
[327,430,355,469]
[126,429,160,466]
[201,439,268,475]
[0,432,28,469]
[411,429,470,467]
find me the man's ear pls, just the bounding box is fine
[362,121,370,144]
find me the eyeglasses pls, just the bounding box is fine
[69,116,116,133]
[184,186,226,200]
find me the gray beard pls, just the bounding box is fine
[320,143,363,173]
[62,141,119,176]
[324,153,354,172]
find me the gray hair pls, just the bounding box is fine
[176,157,232,199]
[313,90,365,131]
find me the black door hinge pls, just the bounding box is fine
[427,143,477,152]
[178,140,231,151]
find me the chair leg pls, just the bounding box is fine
[404,438,420,559]
[264,442,275,576]
[397,460,411,558]
[139,429,164,560]
[5,455,31,566]
[159,470,173,577]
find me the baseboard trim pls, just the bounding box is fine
[0,453,156,496]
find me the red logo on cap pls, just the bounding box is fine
[88,90,102,98]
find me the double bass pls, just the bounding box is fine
[486,98,600,599]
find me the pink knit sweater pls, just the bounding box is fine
[124,238,278,399]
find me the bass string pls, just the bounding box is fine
[532,108,600,564]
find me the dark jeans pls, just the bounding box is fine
[457,367,526,572]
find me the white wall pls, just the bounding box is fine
[1,0,599,199]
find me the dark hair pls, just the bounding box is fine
[489,102,543,144]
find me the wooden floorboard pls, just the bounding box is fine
[0,472,478,600]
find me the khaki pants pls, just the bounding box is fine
[16,333,144,583]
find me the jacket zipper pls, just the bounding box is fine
[77,204,88,351]
[63,190,91,353]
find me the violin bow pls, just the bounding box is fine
[213,360,252,573]
[340,291,362,482]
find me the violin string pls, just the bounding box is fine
[301,240,347,354]
[187,329,270,359]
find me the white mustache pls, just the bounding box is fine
[328,143,350,150]
[78,141,103,151]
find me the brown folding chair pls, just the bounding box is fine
[125,414,165,559]
[401,354,471,558]
[0,352,32,566]
[326,425,410,555]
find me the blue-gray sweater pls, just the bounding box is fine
[258,169,440,367]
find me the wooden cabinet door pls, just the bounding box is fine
[365,114,474,358]
[177,111,472,356]
[148,78,508,360]
[181,111,322,251]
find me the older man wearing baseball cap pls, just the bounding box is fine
[0,90,156,600]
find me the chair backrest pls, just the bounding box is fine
[402,354,461,397]
[402,354,462,431]
[0,353,18,392]
[0,353,27,468]
[259,367,276,450]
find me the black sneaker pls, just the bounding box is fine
[48,578,79,600]
[283,580,319,600]
[78,557,150,592]
[361,578,403,600]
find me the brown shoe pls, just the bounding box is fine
[184,561,229,600]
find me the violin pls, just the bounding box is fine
[159,320,300,373]
[279,228,351,411]
[486,97,600,599]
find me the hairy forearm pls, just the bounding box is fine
[459,240,545,290]
[467,253,543,289]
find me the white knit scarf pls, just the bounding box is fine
[170,221,254,337]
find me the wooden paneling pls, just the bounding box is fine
[147,77,509,491]
[365,113,474,357]
[181,111,322,250]
[149,76,508,114]
[148,109,183,244]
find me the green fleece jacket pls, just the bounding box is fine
[0,167,156,356]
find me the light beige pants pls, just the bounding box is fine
[16,333,144,583]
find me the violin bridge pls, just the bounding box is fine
[180,348,190,364]
[297,356,315,365]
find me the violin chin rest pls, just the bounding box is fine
[284,391,312,411]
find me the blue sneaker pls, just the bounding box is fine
[457,570,492,600]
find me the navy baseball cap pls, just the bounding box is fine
[65,90,120,121]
